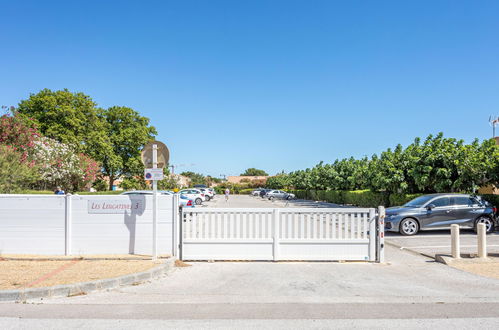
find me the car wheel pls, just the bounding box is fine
[195,198,202,205]
[286,195,293,200]
[269,196,274,201]
[399,218,419,236]
[205,196,211,202]
[474,216,494,233]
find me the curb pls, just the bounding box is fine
[0,258,175,302]
[384,240,436,259]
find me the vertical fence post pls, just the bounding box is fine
[451,224,460,259]
[65,194,72,256]
[477,223,487,258]
[368,208,376,261]
[172,194,180,258]
[273,209,280,261]
[377,206,385,263]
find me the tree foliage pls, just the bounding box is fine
[100,106,157,189]
[17,89,110,162]
[180,171,207,186]
[273,133,499,194]
[16,89,157,190]
[240,168,268,176]
[0,145,39,193]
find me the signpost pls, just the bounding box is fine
[141,141,169,259]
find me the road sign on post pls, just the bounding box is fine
[141,140,169,260]
[144,168,164,181]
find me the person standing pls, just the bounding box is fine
[224,188,230,202]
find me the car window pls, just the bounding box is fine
[431,197,450,207]
[451,196,472,206]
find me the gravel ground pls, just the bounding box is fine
[0,259,163,290]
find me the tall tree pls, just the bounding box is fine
[16,89,111,162]
[241,168,268,176]
[100,106,157,190]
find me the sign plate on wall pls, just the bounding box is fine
[144,168,164,180]
[87,199,144,214]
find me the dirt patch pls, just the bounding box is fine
[451,262,499,280]
[1,254,170,261]
[174,259,191,267]
[0,259,163,290]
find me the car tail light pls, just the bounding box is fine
[201,194,205,196]
[187,200,192,206]
[493,206,497,213]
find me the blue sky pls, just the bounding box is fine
[1,1,499,177]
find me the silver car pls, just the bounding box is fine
[267,190,296,201]
[385,193,497,236]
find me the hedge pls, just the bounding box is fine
[289,190,499,208]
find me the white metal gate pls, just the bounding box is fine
[180,207,383,261]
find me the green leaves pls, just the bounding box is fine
[240,168,269,176]
[279,133,499,194]
[16,89,157,190]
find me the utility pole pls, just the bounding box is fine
[489,115,499,138]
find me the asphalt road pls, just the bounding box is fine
[386,230,499,258]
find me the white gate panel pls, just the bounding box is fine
[181,207,378,261]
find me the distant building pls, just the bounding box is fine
[227,176,269,185]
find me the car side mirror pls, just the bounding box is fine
[426,204,435,210]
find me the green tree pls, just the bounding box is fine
[17,89,111,162]
[180,171,206,186]
[240,168,268,176]
[100,106,157,189]
[0,146,39,193]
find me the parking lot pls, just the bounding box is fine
[208,194,499,259]
[386,230,499,258]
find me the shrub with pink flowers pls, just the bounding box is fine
[0,107,100,192]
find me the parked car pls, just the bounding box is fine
[198,188,214,201]
[179,189,205,205]
[120,190,194,207]
[251,188,264,196]
[260,189,271,198]
[266,190,295,201]
[385,193,497,236]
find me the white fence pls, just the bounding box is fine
[180,208,380,261]
[0,194,176,255]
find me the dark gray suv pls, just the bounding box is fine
[385,193,497,236]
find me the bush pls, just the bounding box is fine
[480,194,499,208]
[343,190,389,207]
[389,193,423,207]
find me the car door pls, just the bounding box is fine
[420,196,455,229]
[451,196,480,229]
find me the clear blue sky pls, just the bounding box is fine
[1,1,499,177]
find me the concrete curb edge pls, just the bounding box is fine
[0,258,176,302]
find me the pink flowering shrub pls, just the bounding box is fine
[1,107,100,191]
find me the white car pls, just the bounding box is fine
[198,188,215,201]
[120,190,194,207]
[179,189,205,205]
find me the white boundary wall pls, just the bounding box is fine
[181,207,379,261]
[0,194,175,255]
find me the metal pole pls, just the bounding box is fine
[377,206,385,263]
[152,144,158,260]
